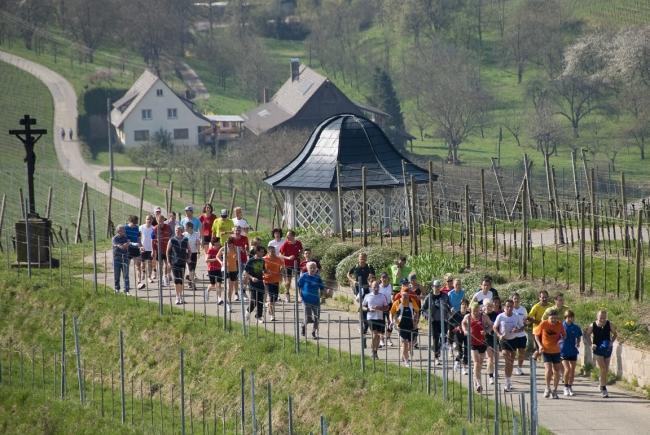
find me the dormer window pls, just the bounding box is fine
[156,89,163,96]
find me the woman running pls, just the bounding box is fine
[139,214,155,285]
[390,288,420,367]
[560,310,582,397]
[199,204,216,255]
[584,310,617,398]
[462,302,493,392]
[217,236,239,313]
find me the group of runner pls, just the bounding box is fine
[112,208,618,399]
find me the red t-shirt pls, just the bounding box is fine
[280,239,303,268]
[206,246,222,272]
[200,214,216,237]
[233,235,249,263]
[152,223,172,253]
[300,258,321,273]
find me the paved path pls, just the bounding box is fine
[172,58,209,100]
[0,50,159,214]
[88,249,650,435]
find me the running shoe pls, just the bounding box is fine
[234,295,240,302]
[148,278,154,284]
[544,388,551,398]
[476,384,482,393]
[563,387,570,396]
[405,360,412,367]
[515,367,524,376]
[257,318,264,324]
[436,358,442,366]
[568,387,575,397]
[463,368,468,375]
[551,390,559,399]
[226,304,232,313]
[387,339,394,347]
[312,330,318,339]
[453,361,460,371]
[162,277,169,287]
[601,387,609,398]
[218,298,224,305]
[489,375,495,385]
[175,299,181,305]
[504,383,513,392]
[137,282,146,290]
[379,339,385,348]
[270,315,275,322]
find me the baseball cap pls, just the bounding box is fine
[399,278,409,286]
[220,208,228,216]
[432,279,442,287]
[184,205,193,212]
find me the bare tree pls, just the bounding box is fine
[224,128,308,173]
[551,74,609,138]
[175,147,209,203]
[64,0,115,62]
[502,108,523,147]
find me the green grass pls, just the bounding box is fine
[0,61,138,236]
[0,253,514,435]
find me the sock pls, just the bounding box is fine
[565,384,569,388]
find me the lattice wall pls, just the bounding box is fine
[293,191,334,232]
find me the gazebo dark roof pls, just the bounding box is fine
[264,114,435,191]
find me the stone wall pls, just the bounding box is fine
[583,340,650,387]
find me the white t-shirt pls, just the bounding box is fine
[139,225,154,251]
[267,238,285,252]
[183,231,201,254]
[512,306,528,338]
[379,283,393,304]
[363,292,390,320]
[232,217,250,233]
[494,312,525,341]
[472,290,493,305]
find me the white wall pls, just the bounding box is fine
[119,79,209,148]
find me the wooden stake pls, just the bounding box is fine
[635,210,643,300]
[590,168,599,251]
[0,194,5,251]
[208,188,215,205]
[491,158,510,222]
[551,166,565,244]
[521,178,528,278]
[411,175,418,255]
[107,178,114,238]
[168,181,174,212]
[480,168,486,253]
[428,161,435,242]
[45,186,53,219]
[228,187,237,219]
[571,150,580,213]
[579,200,586,294]
[138,177,145,224]
[336,164,345,240]
[74,182,87,244]
[85,184,92,241]
[464,185,470,270]
[254,190,262,231]
[621,172,630,256]
[362,166,367,247]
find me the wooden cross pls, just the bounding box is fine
[9,115,47,217]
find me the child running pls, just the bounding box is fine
[560,310,582,397]
[205,237,222,303]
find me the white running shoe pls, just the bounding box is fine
[504,383,513,392]
[227,304,232,313]
[270,315,275,322]
[463,368,468,375]
[217,298,224,305]
[162,276,169,287]
[515,367,524,376]
[563,387,570,396]
[489,376,495,385]
[379,339,385,348]
[544,388,551,398]
[568,387,575,397]
[453,361,460,371]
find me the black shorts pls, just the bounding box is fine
[141,251,152,261]
[208,270,223,284]
[471,344,488,354]
[156,252,166,262]
[501,339,518,352]
[368,319,385,333]
[561,355,577,362]
[227,271,238,282]
[266,283,279,302]
[399,329,416,341]
[172,263,185,284]
[202,235,211,244]
[187,253,198,271]
[128,245,141,258]
[512,336,527,350]
[542,353,561,364]
[284,267,296,278]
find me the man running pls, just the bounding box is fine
[511,292,529,375]
[462,302,493,392]
[348,252,376,337]
[494,299,526,392]
[217,236,239,313]
[389,256,411,288]
[584,310,618,398]
[298,261,325,339]
[542,292,570,321]
[232,206,251,235]
[378,272,394,347]
[299,248,321,274]
[363,280,390,359]
[263,246,284,321]
[205,237,223,303]
[232,226,250,301]
[421,279,451,364]
[470,276,498,305]
[183,222,201,290]
[279,230,303,303]
[534,309,566,399]
[180,206,201,237]
[448,278,465,312]
[390,289,420,367]
[244,246,266,323]
[125,215,144,289]
[153,215,172,287]
[212,209,234,240]
[167,225,189,305]
[139,215,155,285]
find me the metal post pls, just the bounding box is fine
[251,372,257,435]
[72,316,84,404]
[157,224,164,315]
[61,312,66,399]
[119,330,126,424]
[287,395,293,435]
[441,303,447,401]
[92,210,98,293]
[240,368,245,434]
[529,357,537,435]
[181,349,186,435]
[23,200,32,277]
[107,97,114,181]
[467,327,473,421]
[267,382,272,435]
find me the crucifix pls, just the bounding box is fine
[9,115,47,217]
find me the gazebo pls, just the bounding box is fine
[264,113,437,233]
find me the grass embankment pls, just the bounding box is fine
[0,252,501,434]
[0,61,138,236]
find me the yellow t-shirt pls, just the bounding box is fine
[529,302,551,327]
[212,217,234,239]
[541,304,571,321]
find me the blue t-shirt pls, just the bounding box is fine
[560,321,582,358]
[125,225,140,243]
[448,289,465,312]
[180,217,201,232]
[298,273,324,306]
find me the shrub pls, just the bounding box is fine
[407,253,464,284]
[335,247,401,286]
[321,242,359,280]
[298,233,332,259]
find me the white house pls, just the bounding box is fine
[110,69,212,148]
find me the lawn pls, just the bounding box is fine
[0,253,507,434]
[0,61,138,237]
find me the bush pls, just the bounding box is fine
[335,247,401,286]
[407,253,463,284]
[298,233,332,259]
[461,271,509,296]
[321,242,359,280]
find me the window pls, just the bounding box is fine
[156,89,163,97]
[167,108,177,119]
[134,130,149,141]
[141,109,152,120]
[173,128,189,140]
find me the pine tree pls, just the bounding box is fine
[371,67,407,148]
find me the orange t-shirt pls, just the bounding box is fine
[535,320,566,354]
[263,255,283,284]
[221,247,238,273]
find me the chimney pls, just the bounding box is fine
[290,58,300,82]
[262,87,268,103]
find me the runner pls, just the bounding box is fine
[199,204,217,254]
[363,280,390,359]
[125,215,144,290]
[493,299,526,392]
[205,237,222,303]
[279,230,303,303]
[449,298,470,373]
[511,292,529,375]
[471,277,497,305]
[151,206,164,277]
[212,209,234,240]
[348,252,376,337]
[377,272,394,347]
[167,211,178,233]
[441,273,454,295]
[584,310,618,398]
[298,261,325,339]
[244,246,266,323]
[390,288,420,367]
[492,296,503,314]
[484,299,499,385]
[299,248,321,274]
[448,278,465,312]
[167,225,189,305]
[232,206,250,235]
[561,310,582,397]
[421,279,451,364]
[267,228,284,253]
[112,225,130,294]
[263,246,284,321]
[408,272,423,300]
[217,236,239,313]
[180,206,201,237]
[534,309,566,399]
[529,290,551,354]
[542,292,570,320]
[183,221,201,290]
[249,237,262,257]
[232,226,250,301]
[462,302,493,392]
[152,215,172,287]
[139,214,155,285]
[389,256,411,288]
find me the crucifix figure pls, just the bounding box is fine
[9,115,47,217]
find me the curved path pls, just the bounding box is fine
[0,50,159,214]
